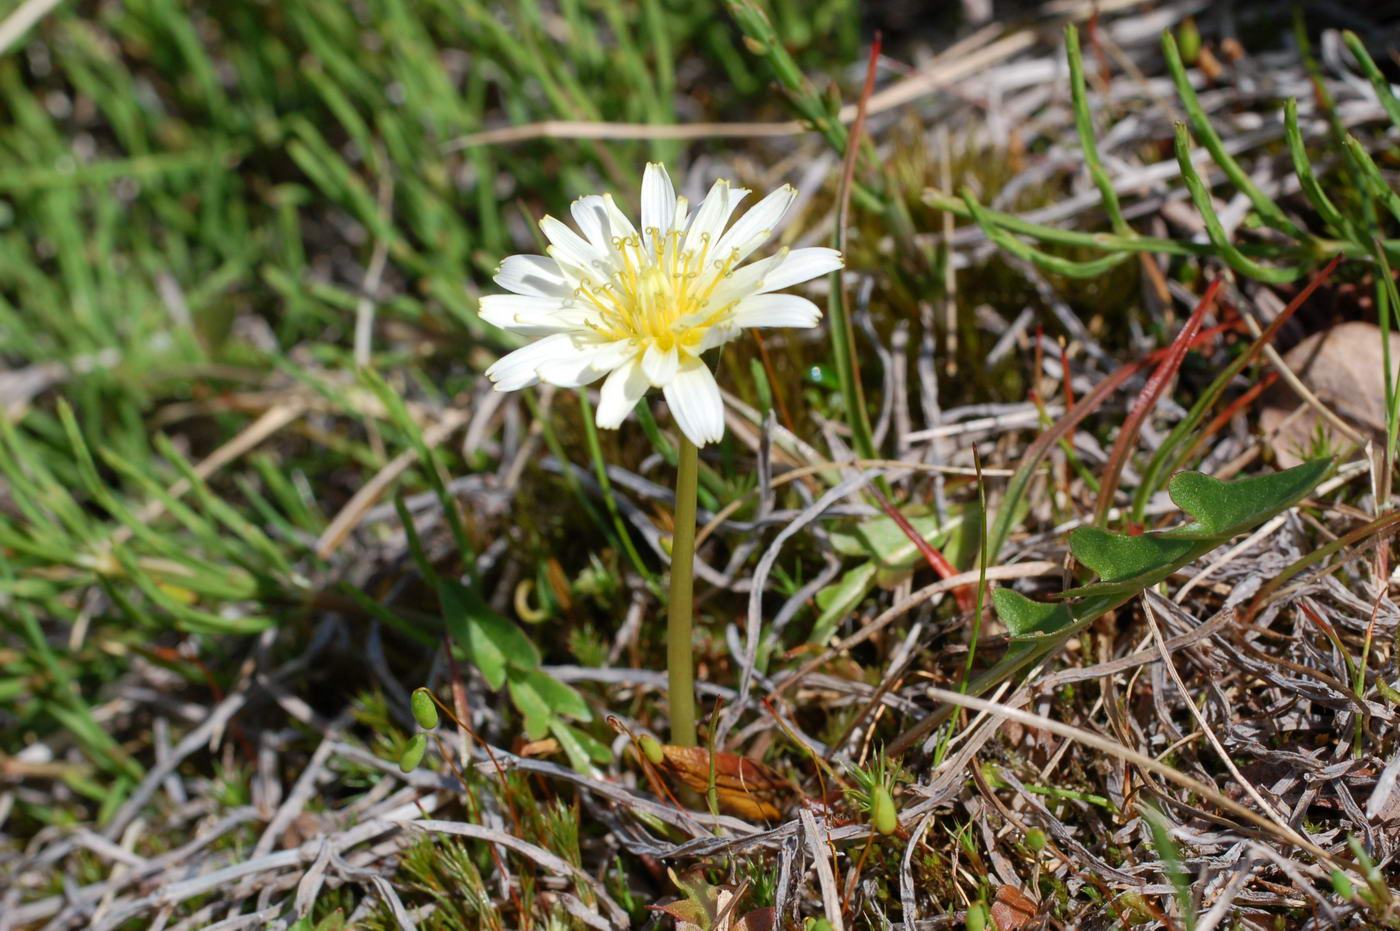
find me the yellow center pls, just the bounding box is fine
[573,228,743,351]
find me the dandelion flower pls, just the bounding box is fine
[481,163,842,447]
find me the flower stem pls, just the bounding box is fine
[667,434,699,747]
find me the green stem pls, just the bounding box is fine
[667,435,699,747]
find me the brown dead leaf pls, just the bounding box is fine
[653,745,792,820]
[1197,45,1223,82]
[519,738,560,757]
[1261,322,1400,467]
[990,884,1037,931]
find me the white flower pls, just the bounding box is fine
[481,163,842,447]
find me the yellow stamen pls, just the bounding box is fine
[569,220,754,364]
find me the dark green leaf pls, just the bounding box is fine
[830,510,956,570]
[1167,460,1329,539]
[810,562,877,644]
[992,589,1075,641]
[439,579,540,690]
[508,671,552,740]
[521,669,592,723]
[1062,527,1199,597]
[551,720,611,771]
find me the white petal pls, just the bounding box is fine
[708,247,841,307]
[479,294,594,336]
[671,195,690,233]
[485,334,576,392]
[640,163,676,238]
[683,179,750,256]
[755,247,843,293]
[640,342,679,386]
[570,196,612,254]
[713,184,796,265]
[702,250,789,308]
[541,215,606,272]
[479,294,564,327]
[602,193,638,242]
[537,339,633,388]
[730,293,822,329]
[663,357,725,447]
[596,354,650,428]
[699,323,740,352]
[495,254,570,297]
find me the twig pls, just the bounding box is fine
[1142,594,1295,833]
[908,684,1343,869]
[0,0,65,56]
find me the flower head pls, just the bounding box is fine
[482,163,842,447]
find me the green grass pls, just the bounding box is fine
[5,2,1400,928]
[0,0,858,801]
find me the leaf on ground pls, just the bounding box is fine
[990,884,1037,930]
[651,744,792,820]
[830,509,958,571]
[1260,322,1400,467]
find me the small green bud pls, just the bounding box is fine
[965,902,987,931]
[411,689,439,730]
[871,785,897,835]
[1025,827,1047,852]
[1332,870,1355,900]
[804,920,834,931]
[1178,17,1201,65]
[399,734,427,772]
[639,734,665,766]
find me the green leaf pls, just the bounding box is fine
[1162,31,1304,240]
[1065,24,1130,235]
[439,579,540,691]
[992,589,1075,641]
[1063,527,1199,596]
[1173,123,1305,284]
[1284,97,1354,239]
[1167,460,1329,539]
[1142,804,1196,926]
[550,719,611,772]
[508,670,552,740]
[830,510,957,571]
[962,187,1131,279]
[1377,678,1400,706]
[910,453,1331,756]
[521,669,592,723]
[810,562,877,644]
[1343,31,1400,133]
